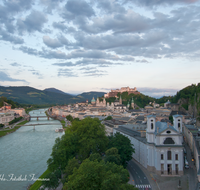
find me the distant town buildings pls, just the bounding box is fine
[0,102,26,125]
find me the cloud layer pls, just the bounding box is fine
[0,0,200,91]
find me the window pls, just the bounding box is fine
[175,154,178,160]
[166,130,171,134]
[167,151,171,160]
[164,138,175,144]
[161,154,164,160]
[151,120,154,130]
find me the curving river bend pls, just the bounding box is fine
[0,109,63,190]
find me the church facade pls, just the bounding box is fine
[114,115,184,176]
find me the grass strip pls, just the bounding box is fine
[28,168,51,190]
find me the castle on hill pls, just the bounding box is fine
[104,86,140,98]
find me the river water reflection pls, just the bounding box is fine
[0,109,63,190]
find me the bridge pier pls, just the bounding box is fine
[48,117,49,120]
[33,126,35,130]
[37,117,39,121]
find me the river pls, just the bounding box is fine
[0,109,63,190]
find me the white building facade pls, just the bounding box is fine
[114,114,184,176]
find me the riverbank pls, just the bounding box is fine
[28,168,51,190]
[45,109,67,129]
[0,120,28,138]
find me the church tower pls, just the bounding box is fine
[131,97,134,109]
[146,115,156,143]
[96,97,100,106]
[173,115,183,133]
[119,96,122,104]
[103,98,106,107]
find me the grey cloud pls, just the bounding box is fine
[96,0,126,14]
[10,62,21,67]
[136,59,149,63]
[80,11,150,34]
[57,35,69,45]
[39,49,68,59]
[76,58,124,67]
[43,35,68,48]
[4,0,33,13]
[53,62,76,67]
[52,22,68,31]
[18,46,68,59]
[28,69,43,79]
[43,36,62,48]
[0,28,24,44]
[52,22,76,33]
[17,10,47,34]
[19,46,38,56]
[0,71,26,82]
[40,0,64,13]
[123,0,199,7]
[57,68,78,77]
[81,68,107,77]
[65,0,95,18]
[74,33,143,50]
[65,49,118,59]
[52,58,124,68]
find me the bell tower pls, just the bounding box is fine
[146,115,156,143]
[173,115,183,133]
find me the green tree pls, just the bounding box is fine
[66,117,108,161]
[65,157,80,176]
[89,153,102,162]
[47,132,79,171]
[66,114,73,122]
[104,116,113,120]
[42,172,59,190]
[104,147,121,165]
[108,132,135,167]
[63,159,137,190]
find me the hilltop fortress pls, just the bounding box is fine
[104,86,140,98]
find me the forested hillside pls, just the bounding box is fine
[171,83,200,120]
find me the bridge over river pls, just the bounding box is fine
[27,115,52,121]
[16,122,63,130]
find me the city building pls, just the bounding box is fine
[114,115,184,176]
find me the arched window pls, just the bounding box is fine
[151,119,154,130]
[167,151,171,160]
[164,138,175,145]
[178,123,180,128]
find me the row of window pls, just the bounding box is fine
[161,151,178,160]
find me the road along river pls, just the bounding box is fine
[0,108,63,190]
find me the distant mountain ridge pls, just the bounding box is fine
[0,86,106,105]
[44,88,75,96]
[77,91,106,101]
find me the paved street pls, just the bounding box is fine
[128,159,152,189]
[128,158,191,190]
[184,142,198,190]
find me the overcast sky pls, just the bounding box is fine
[0,0,200,98]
